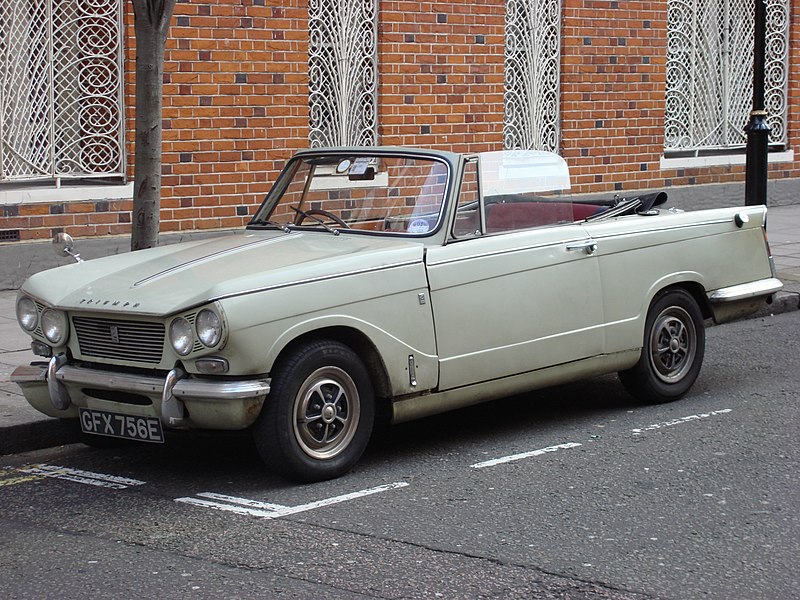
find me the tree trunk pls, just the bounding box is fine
[130,0,177,251]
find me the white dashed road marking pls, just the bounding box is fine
[4,409,733,501]
[470,442,582,469]
[631,409,733,435]
[175,481,410,519]
[19,464,146,489]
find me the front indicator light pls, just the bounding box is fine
[32,340,53,357]
[169,317,194,356]
[195,358,229,374]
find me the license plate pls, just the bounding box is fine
[79,408,164,443]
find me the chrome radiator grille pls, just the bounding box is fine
[72,317,165,363]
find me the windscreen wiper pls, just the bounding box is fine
[269,220,293,233]
[290,206,340,236]
[250,218,292,233]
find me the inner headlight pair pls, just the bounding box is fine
[41,310,69,344]
[169,309,222,356]
[16,296,68,345]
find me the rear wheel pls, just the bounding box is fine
[619,289,705,404]
[253,340,374,482]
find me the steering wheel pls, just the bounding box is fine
[296,208,350,228]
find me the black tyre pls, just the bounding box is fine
[619,289,705,404]
[253,340,375,482]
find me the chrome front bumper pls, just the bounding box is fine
[11,357,270,430]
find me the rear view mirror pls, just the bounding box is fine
[348,157,375,181]
[53,232,83,263]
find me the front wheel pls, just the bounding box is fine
[253,340,374,482]
[619,289,705,404]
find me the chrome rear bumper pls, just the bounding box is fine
[707,277,783,323]
[708,277,783,303]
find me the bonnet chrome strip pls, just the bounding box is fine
[208,259,423,304]
[133,235,297,288]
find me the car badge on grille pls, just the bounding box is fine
[110,325,120,344]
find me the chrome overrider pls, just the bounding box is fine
[11,355,271,430]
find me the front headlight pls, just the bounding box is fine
[169,317,194,356]
[16,296,39,331]
[196,309,222,347]
[41,309,69,345]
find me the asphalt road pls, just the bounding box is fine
[1,311,798,599]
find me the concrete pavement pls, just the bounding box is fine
[1,205,799,456]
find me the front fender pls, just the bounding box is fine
[216,272,439,395]
[264,314,438,396]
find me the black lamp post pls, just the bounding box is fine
[745,0,770,206]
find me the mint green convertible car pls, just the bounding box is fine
[12,148,782,481]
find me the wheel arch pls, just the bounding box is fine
[270,326,393,403]
[652,281,713,321]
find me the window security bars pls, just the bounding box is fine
[0,0,125,183]
[665,0,789,153]
[503,0,561,152]
[308,0,378,148]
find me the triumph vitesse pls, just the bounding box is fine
[12,148,782,481]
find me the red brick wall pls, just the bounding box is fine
[156,0,309,233]
[563,0,800,194]
[3,0,311,242]
[561,0,666,193]
[378,0,505,152]
[1,200,132,242]
[2,0,799,243]
[785,0,800,180]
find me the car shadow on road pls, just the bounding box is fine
[360,373,637,470]
[60,374,628,486]
[63,372,697,490]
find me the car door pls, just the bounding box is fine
[426,226,604,390]
[424,156,605,391]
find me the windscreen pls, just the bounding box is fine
[251,154,449,236]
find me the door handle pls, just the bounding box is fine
[566,240,598,255]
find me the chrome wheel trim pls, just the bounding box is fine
[293,366,360,460]
[648,306,697,384]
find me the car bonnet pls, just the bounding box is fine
[21,231,426,316]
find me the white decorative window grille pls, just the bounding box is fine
[0,0,125,183]
[503,0,561,151]
[665,0,789,153]
[308,0,378,148]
